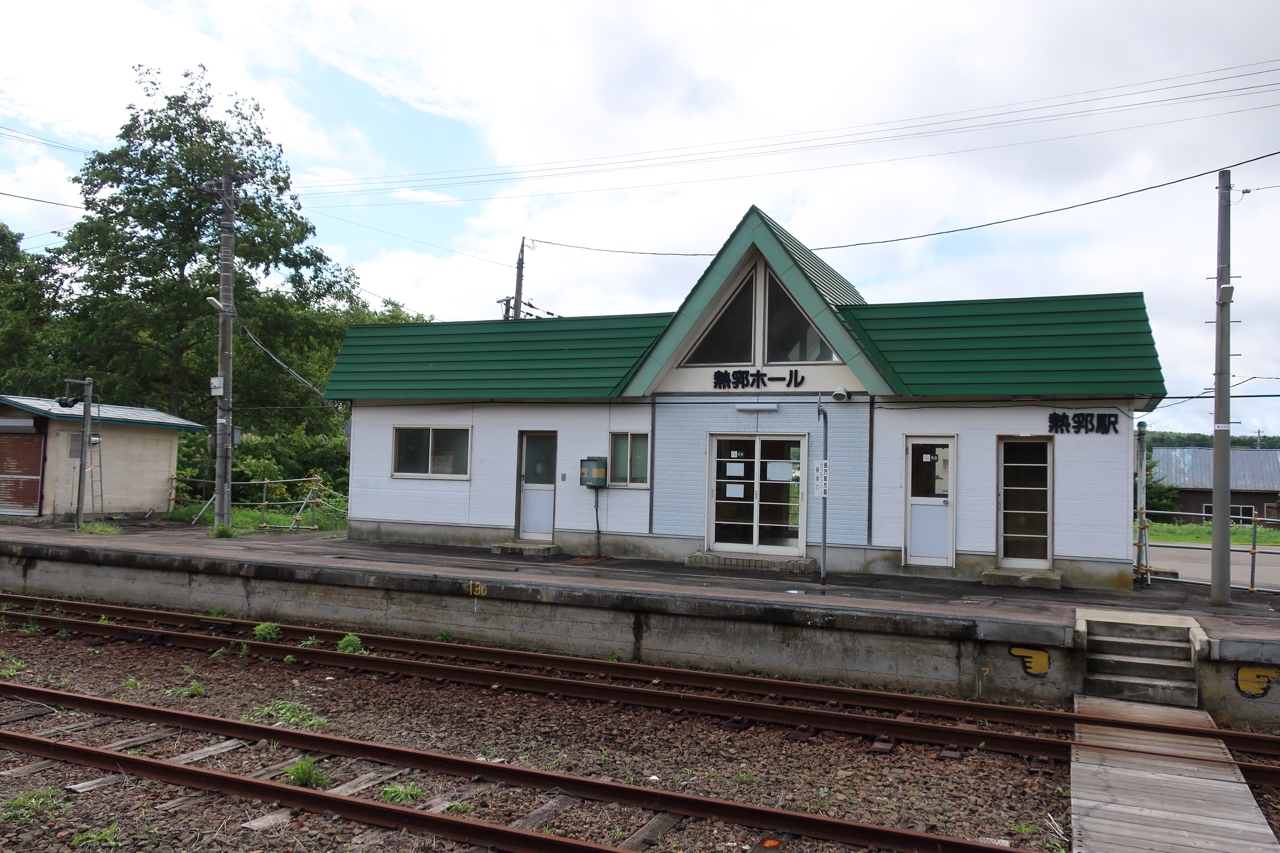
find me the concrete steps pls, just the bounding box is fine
[490,541,562,557]
[1083,617,1199,708]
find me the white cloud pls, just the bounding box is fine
[3,0,1280,432]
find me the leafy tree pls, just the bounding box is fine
[0,224,64,394]
[49,65,359,426]
[3,67,431,497]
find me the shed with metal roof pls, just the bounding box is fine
[0,395,202,519]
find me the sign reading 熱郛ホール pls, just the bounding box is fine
[1048,412,1119,435]
[712,369,805,390]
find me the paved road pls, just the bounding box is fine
[1145,540,1280,589]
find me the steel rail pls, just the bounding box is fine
[0,728,613,853]
[7,592,1280,758]
[14,612,1280,786]
[0,685,1017,853]
[6,612,1077,761]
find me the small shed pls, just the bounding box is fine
[1151,446,1280,522]
[0,395,204,519]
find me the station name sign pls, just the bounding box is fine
[1048,412,1120,435]
[712,369,805,390]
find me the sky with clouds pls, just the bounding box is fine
[2,1,1279,434]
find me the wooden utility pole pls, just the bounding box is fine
[514,237,526,319]
[1211,170,1233,605]
[213,168,239,530]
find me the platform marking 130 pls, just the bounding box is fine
[468,580,488,597]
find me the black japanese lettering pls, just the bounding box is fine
[713,370,731,390]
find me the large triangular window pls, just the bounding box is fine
[766,272,837,363]
[684,272,754,365]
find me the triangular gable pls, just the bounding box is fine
[621,206,896,396]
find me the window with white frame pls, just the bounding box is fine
[610,433,649,486]
[393,427,470,478]
[1202,503,1254,522]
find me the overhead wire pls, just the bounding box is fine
[305,207,513,268]
[528,147,1280,257]
[298,80,1280,197]
[307,99,1280,210]
[294,58,1280,193]
[0,125,93,155]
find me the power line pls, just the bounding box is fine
[308,99,1280,210]
[0,190,83,209]
[298,80,1280,198]
[528,147,1280,257]
[294,58,1280,194]
[305,207,513,268]
[0,125,93,155]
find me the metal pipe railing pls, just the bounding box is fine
[175,476,347,531]
[1136,507,1278,592]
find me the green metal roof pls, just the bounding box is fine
[837,292,1166,401]
[752,207,865,306]
[325,312,674,400]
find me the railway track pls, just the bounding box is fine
[2,592,1277,782]
[0,683,1016,853]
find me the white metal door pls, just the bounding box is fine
[710,435,806,556]
[519,433,556,541]
[904,437,954,567]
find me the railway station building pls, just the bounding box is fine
[327,207,1164,590]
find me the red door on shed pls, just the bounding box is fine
[0,434,44,516]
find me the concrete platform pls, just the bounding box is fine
[3,522,1280,725]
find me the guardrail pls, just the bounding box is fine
[1135,507,1280,592]
[176,476,347,531]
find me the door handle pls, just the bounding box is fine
[943,499,949,505]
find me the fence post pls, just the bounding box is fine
[310,476,319,529]
[1250,514,1259,593]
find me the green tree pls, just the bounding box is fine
[0,224,65,394]
[49,65,359,425]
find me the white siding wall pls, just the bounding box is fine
[871,403,1135,561]
[349,402,652,535]
[652,396,870,546]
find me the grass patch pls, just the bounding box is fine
[0,654,28,678]
[244,700,328,728]
[337,633,369,655]
[74,522,120,536]
[252,622,283,642]
[284,755,332,789]
[163,681,204,698]
[70,823,121,848]
[1144,521,1280,545]
[166,502,346,532]
[207,607,228,618]
[1,788,66,824]
[445,802,474,814]
[212,524,239,539]
[381,782,424,804]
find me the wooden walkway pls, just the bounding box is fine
[1072,695,1280,853]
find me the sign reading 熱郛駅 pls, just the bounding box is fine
[1048,412,1120,435]
[712,369,805,390]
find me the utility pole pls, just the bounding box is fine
[56,377,94,528]
[1135,421,1149,580]
[1211,170,1234,605]
[514,237,525,319]
[213,167,239,530]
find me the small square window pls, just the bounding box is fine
[394,427,470,478]
[610,433,649,486]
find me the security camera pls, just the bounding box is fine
[831,386,849,402]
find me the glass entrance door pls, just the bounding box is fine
[711,435,804,555]
[519,433,557,541]
[904,438,954,567]
[999,439,1052,569]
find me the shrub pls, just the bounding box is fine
[252,622,283,642]
[284,755,332,789]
